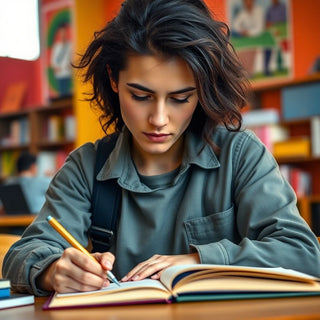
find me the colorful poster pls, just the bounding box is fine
[41,0,74,102]
[227,0,292,84]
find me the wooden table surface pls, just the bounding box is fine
[0,214,35,227]
[1,295,320,320]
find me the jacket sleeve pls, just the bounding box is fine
[2,143,97,296]
[194,131,320,277]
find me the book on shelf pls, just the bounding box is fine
[41,115,64,142]
[273,137,311,158]
[0,279,34,310]
[311,116,320,157]
[9,118,30,146]
[43,264,320,310]
[242,108,280,127]
[64,114,76,141]
[37,150,68,176]
[0,117,30,147]
[279,165,312,198]
[0,151,19,178]
[282,82,320,120]
[250,124,289,152]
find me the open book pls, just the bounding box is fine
[43,264,320,310]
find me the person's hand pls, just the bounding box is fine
[121,253,200,282]
[37,248,115,293]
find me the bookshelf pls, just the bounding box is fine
[0,97,75,179]
[248,73,320,235]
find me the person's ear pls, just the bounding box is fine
[107,65,118,93]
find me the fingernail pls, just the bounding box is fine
[121,275,128,282]
[132,275,140,281]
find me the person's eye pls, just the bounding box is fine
[171,95,191,104]
[131,93,151,101]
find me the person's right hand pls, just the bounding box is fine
[37,247,115,293]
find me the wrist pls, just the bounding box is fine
[36,260,57,292]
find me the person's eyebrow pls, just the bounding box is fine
[126,83,196,95]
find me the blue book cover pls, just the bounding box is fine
[0,288,10,298]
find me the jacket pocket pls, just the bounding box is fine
[184,206,236,245]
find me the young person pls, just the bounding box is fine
[3,0,320,296]
[5,152,51,214]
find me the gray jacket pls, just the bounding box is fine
[3,127,320,296]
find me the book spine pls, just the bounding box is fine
[279,165,311,198]
[311,116,320,157]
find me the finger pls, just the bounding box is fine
[151,272,162,280]
[121,256,158,281]
[93,252,115,271]
[132,260,170,281]
[53,249,107,293]
[123,256,169,281]
[65,248,106,278]
[54,260,107,293]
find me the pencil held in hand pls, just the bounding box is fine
[46,215,120,286]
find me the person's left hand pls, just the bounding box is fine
[121,253,200,282]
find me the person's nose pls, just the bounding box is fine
[148,99,169,128]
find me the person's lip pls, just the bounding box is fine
[143,132,171,142]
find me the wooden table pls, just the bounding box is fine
[1,296,320,320]
[0,214,35,228]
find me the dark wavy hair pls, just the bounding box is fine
[75,0,249,146]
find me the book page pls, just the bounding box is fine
[174,276,320,295]
[48,279,170,308]
[159,264,320,293]
[56,279,168,298]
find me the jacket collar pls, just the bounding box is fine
[97,127,220,191]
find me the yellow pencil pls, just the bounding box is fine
[47,215,120,286]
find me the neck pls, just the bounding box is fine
[132,137,184,176]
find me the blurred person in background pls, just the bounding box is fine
[6,152,52,214]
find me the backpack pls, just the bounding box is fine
[89,133,121,253]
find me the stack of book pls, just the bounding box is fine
[0,279,34,310]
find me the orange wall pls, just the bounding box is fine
[291,0,320,77]
[73,0,122,146]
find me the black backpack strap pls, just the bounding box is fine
[89,133,121,253]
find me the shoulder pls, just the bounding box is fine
[213,126,262,150]
[68,140,99,162]
[213,126,275,164]
[61,135,120,177]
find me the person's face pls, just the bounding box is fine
[109,54,198,160]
